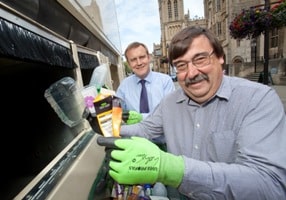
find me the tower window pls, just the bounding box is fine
[168,0,172,19]
[270,28,278,48]
[174,0,178,19]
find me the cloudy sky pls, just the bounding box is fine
[114,0,204,55]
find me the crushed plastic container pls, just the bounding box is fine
[44,77,88,127]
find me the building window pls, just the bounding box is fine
[216,22,222,36]
[216,0,221,12]
[236,39,240,47]
[168,0,172,20]
[270,28,278,48]
[174,0,178,19]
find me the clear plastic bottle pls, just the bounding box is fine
[44,77,87,127]
[152,182,168,197]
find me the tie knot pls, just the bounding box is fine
[140,79,146,84]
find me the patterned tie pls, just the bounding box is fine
[139,79,149,113]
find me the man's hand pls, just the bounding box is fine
[122,110,143,125]
[97,136,185,187]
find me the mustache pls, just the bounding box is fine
[185,74,209,86]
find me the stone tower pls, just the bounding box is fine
[158,0,185,59]
[157,0,206,73]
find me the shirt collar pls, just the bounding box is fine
[136,71,153,84]
[216,76,231,101]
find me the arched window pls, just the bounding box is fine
[174,0,178,19]
[168,0,172,19]
[216,0,221,12]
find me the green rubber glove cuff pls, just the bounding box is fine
[158,151,184,188]
[126,110,143,125]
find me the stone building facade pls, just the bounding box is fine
[155,0,206,74]
[155,0,286,84]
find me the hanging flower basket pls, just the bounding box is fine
[271,0,286,27]
[229,1,286,39]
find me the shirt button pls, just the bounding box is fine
[196,123,200,128]
[194,144,199,149]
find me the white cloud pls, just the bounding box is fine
[114,0,204,55]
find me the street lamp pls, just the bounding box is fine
[263,0,270,85]
[251,39,257,73]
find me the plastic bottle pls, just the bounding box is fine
[144,184,152,198]
[152,182,168,197]
[44,77,87,127]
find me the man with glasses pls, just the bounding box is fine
[98,26,286,199]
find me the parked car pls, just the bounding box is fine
[170,66,177,82]
[170,74,177,82]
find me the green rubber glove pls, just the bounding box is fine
[122,110,143,125]
[109,136,184,187]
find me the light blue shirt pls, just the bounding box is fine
[116,71,175,118]
[120,75,286,199]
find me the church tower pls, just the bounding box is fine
[158,0,185,60]
[157,0,206,74]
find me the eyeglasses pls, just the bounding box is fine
[173,51,214,74]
